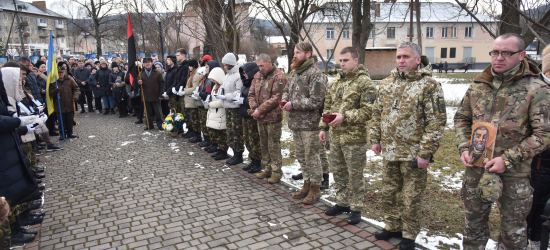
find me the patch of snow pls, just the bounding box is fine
[441,83,469,103]
[120,141,135,146]
[79,160,90,166]
[281,129,293,141]
[88,135,95,138]
[188,152,195,156]
[446,107,458,129]
[122,177,128,180]
[416,231,497,250]
[128,134,136,137]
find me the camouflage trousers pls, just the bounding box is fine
[0,218,10,250]
[208,128,228,151]
[331,142,367,211]
[23,142,36,167]
[168,95,182,114]
[198,107,208,136]
[381,160,427,240]
[320,140,330,174]
[242,118,261,160]
[225,109,244,153]
[258,122,282,174]
[293,130,323,185]
[187,108,200,132]
[461,167,532,250]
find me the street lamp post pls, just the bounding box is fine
[155,15,165,67]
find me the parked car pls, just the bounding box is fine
[317,60,335,70]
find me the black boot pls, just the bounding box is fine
[198,136,212,147]
[374,229,403,241]
[28,200,42,210]
[214,150,229,160]
[103,108,110,115]
[10,221,36,243]
[226,151,244,165]
[18,212,44,226]
[325,204,351,216]
[135,119,143,124]
[399,238,415,250]
[184,129,196,138]
[320,173,329,190]
[111,109,116,114]
[292,173,303,180]
[189,134,203,143]
[347,210,361,225]
[242,160,255,171]
[206,143,218,153]
[247,159,262,173]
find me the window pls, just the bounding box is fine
[33,18,36,23]
[387,27,395,38]
[326,28,334,39]
[41,38,45,43]
[370,29,375,38]
[15,38,18,43]
[441,48,447,58]
[442,27,448,38]
[426,27,434,38]
[61,38,65,43]
[342,28,349,39]
[407,27,414,38]
[326,49,334,59]
[450,48,456,58]
[4,14,7,20]
[451,27,457,38]
[465,27,472,37]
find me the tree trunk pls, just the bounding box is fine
[500,0,522,35]
[415,0,422,52]
[95,24,102,55]
[352,0,372,65]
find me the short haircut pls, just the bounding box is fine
[78,60,85,63]
[397,42,422,57]
[176,48,187,55]
[340,47,359,59]
[257,54,271,63]
[497,33,525,51]
[17,56,30,63]
[4,61,28,72]
[295,42,313,57]
[312,55,318,63]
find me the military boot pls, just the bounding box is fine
[198,136,212,147]
[268,173,282,184]
[10,223,36,243]
[184,129,196,138]
[214,150,229,160]
[399,238,415,250]
[206,143,218,153]
[292,173,303,180]
[292,182,310,199]
[256,170,271,179]
[247,159,262,173]
[226,152,243,165]
[320,173,329,190]
[303,184,321,204]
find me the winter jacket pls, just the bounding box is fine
[282,59,328,131]
[49,74,80,113]
[220,64,243,109]
[184,68,200,108]
[73,67,92,91]
[139,67,165,102]
[174,59,190,92]
[163,62,179,96]
[454,59,550,178]
[198,61,221,101]
[95,66,112,96]
[87,73,100,97]
[24,71,44,104]
[248,64,287,124]
[207,87,226,130]
[109,70,125,89]
[239,63,260,119]
[370,58,446,160]
[36,71,47,102]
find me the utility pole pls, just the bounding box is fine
[409,0,413,42]
[12,0,26,56]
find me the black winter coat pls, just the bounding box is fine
[531,149,550,204]
[174,60,189,91]
[239,62,259,119]
[0,79,40,206]
[163,63,179,96]
[95,67,112,96]
[73,67,92,91]
[24,72,44,104]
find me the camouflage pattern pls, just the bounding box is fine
[455,59,550,249]
[461,167,533,249]
[455,59,550,178]
[208,127,228,151]
[319,65,376,144]
[23,142,36,168]
[198,107,208,136]
[183,107,193,131]
[293,130,323,185]
[225,108,244,153]
[476,172,502,203]
[258,122,282,174]
[282,59,328,131]
[331,143,367,211]
[369,61,447,161]
[0,218,10,250]
[169,94,182,113]
[188,108,201,132]
[381,160,427,240]
[248,65,287,124]
[242,118,261,160]
[319,141,329,173]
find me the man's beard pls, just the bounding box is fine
[291,57,306,70]
[474,141,486,151]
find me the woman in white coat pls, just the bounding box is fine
[205,67,229,160]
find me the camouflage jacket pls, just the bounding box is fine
[369,62,447,161]
[454,59,550,177]
[248,65,287,124]
[319,64,376,144]
[282,59,328,131]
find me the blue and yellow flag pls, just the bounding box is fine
[45,31,58,115]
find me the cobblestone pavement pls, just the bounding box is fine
[36,111,401,250]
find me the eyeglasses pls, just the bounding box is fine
[489,50,523,57]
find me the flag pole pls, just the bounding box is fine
[137,61,149,130]
[73,100,79,138]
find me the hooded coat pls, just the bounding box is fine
[163,62,179,96]
[95,65,112,96]
[206,68,227,130]
[198,61,221,101]
[239,63,260,119]
[220,64,243,109]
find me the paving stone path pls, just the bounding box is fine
[35,112,401,250]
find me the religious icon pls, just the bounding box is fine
[468,122,498,167]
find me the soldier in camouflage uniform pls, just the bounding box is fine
[370,42,446,250]
[238,62,262,173]
[281,42,328,204]
[454,34,550,250]
[248,54,287,184]
[320,47,376,225]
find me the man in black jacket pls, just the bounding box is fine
[18,56,44,105]
[73,60,93,113]
[173,49,191,134]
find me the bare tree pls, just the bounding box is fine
[352,0,373,65]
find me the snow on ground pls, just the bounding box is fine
[446,107,458,129]
[441,83,469,103]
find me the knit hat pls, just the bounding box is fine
[222,53,237,66]
[201,55,212,63]
[111,62,118,69]
[84,62,92,68]
[115,78,122,83]
[208,67,225,85]
[197,67,207,76]
[542,44,550,75]
[154,61,163,69]
[143,57,153,62]
[188,59,199,69]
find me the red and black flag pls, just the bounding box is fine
[127,13,138,86]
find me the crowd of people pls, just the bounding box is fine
[1,33,549,250]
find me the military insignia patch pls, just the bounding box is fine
[367,89,376,103]
[438,96,445,112]
[277,80,283,93]
[337,87,344,99]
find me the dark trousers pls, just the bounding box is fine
[145,101,163,128]
[46,111,57,132]
[94,97,103,111]
[117,101,128,116]
[79,90,94,111]
[57,112,74,135]
[161,99,170,117]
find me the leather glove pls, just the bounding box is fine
[162,92,168,98]
[215,95,226,100]
[39,113,47,123]
[172,87,177,94]
[25,124,36,134]
[19,115,39,126]
[233,97,244,105]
